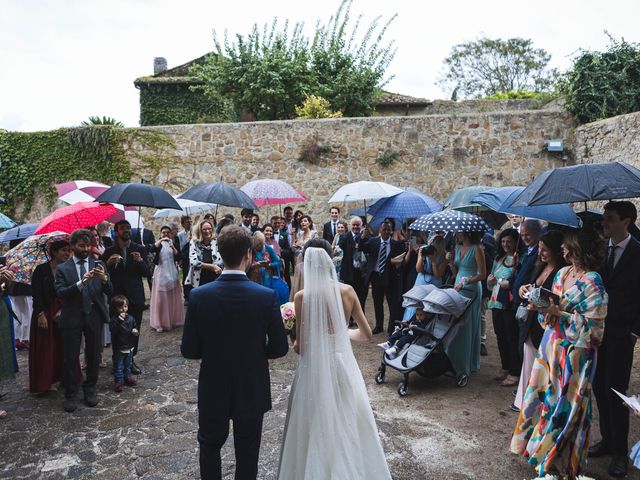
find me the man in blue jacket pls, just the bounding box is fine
[181,225,288,480]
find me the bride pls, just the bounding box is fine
[278,239,392,479]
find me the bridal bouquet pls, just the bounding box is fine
[281,302,296,339]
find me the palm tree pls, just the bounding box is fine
[81,116,124,127]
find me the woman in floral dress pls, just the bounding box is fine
[511,229,608,479]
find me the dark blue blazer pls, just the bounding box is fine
[360,236,405,286]
[181,273,288,420]
[511,245,539,308]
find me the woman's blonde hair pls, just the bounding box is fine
[192,220,214,243]
[430,235,446,258]
[252,230,266,249]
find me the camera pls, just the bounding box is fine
[420,244,435,256]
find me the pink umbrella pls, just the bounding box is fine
[35,202,118,234]
[240,179,307,207]
[55,180,143,226]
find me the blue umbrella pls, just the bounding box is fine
[368,189,441,221]
[0,212,17,229]
[0,223,38,244]
[472,187,582,228]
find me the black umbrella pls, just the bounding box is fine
[95,183,180,210]
[179,182,258,210]
[509,162,640,207]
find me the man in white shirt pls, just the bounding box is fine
[322,207,341,244]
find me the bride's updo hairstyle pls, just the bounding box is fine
[303,238,333,258]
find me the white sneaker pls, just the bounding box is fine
[377,342,390,350]
[385,347,398,359]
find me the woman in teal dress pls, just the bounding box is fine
[445,231,486,378]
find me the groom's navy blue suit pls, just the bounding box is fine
[181,272,288,480]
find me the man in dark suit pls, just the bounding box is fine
[132,225,156,291]
[181,225,288,480]
[102,220,149,374]
[338,216,368,314]
[590,201,640,478]
[55,229,112,412]
[360,222,406,334]
[322,206,341,244]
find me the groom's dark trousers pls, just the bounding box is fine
[181,272,288,480]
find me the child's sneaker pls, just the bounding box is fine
[124,376,137,387]
[385,346,398,359]
[114,381,123,393]
[377,342,390,350]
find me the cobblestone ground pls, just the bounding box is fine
[1,303,639,479]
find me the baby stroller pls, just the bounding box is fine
[374,284,473,396]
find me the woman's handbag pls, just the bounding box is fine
[515,302,530,324]
[272,266,290,306]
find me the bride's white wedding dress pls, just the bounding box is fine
[277,247,391,480]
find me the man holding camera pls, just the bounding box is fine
[102,220,149,374]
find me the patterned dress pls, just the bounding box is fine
[511,267,608,478]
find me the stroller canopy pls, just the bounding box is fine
[422,288,472,318]
[402,284,438,308]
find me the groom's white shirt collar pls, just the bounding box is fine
[221,269,246,276]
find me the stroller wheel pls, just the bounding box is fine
[375,371,385,384]
[397,382,408,396]
[456,374,469,388]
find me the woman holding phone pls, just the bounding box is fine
[511,228,608,478]
[249,231,281,288]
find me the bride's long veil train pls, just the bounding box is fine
[277,247,391,479]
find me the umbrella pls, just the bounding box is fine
[5,232,69,284]
[472,187,582,228]
[240,179,307,207]
[442,185,508,229]
[329,181,403,203]
[55,180,143,226]
[179,182,258,210]
[0,223,38,244]
[154,197,217,219]
[95,183,180,210]
[509,161,640,207]
[0,212,17,229]
[367,189,441,225]
[409,210,489,233]
[35,202,118,234]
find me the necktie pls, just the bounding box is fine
[78,260,92,314]
[332,223,336,235]
[607,245,617,273]
[378,240,388,273]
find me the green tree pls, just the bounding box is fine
[310,0,396,116]
[561,35,640,124]
[191,0,396,120]
[191,20,313,121]
[438,37,558,99]
[81,116,124,127]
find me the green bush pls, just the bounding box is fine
[561,36,640,124]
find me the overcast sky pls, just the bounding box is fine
[1,0,638,132]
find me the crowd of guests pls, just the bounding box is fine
[0,200,639,479]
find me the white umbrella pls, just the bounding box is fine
[328,181,403,203]
[154,198,217,219]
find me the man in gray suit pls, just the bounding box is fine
[55,229,112,413]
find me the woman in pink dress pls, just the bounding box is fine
[150,226,184,332]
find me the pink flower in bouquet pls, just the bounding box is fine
[280,302,296,331]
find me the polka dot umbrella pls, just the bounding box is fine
[35,202,119,234]
[409,210,489,233]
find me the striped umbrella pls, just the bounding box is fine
[55,180,143,226]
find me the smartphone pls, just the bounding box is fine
[0,256,6,267]
[410,235,418,246]
[539,287,560,305]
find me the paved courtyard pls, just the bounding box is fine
[1,302,639,479]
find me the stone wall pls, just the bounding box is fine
[126,110,574,225]
[572,111,640,167]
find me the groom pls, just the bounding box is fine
[181,225,289,480]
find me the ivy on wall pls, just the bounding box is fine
[0,126,171,221]
[138,83,231,126]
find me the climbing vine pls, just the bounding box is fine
[0,126,172,220]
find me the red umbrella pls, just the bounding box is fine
[35,202,118,234]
